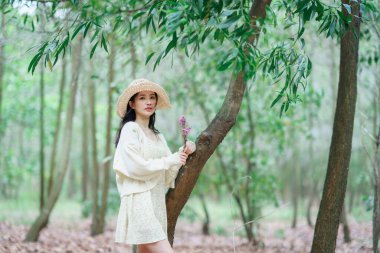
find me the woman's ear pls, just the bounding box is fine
[129,101,134,109]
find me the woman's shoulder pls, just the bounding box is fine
[121,121,140,136]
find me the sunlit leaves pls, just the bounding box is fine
[256,40,312,116]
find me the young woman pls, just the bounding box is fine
[113,79,196,253]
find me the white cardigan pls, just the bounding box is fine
[113,121,193,196]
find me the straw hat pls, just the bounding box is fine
[116,78,171,118]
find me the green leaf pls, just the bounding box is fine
[270,92,283,108]
[133,11,145,20]
[145,52,155,65]
[72,23,85,40]
[90,41,98,59]
[153,50,165,71]
[165,33,177,56]
[101,33,108,53]
[90,27,100,43]
[83,21,91,38]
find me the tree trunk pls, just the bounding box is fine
[348,188,355,213]
[244,90,259,243]
[306,181,318,228]
[24,35,84,242]
[0,10,5,142]
[372,94,380,253]
[291,148,299,229]
[90,57,101,236]
[81,73,89,202]
[180,56,258,244]
[0,11,5,198]
[339,203,351,243]
[67,165,76,198]
[310,1,360,252]
[306,109,316,228]
[47,56,67,195]
[94,36,115,235]
[165,1,272,245]
[39,42,45,212]
[199,193,210,235]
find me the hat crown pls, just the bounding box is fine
[129,78,150,87]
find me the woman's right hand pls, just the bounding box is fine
[179,151,188,165]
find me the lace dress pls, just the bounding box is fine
[114,136,169,245]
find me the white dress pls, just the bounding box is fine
[114,136,170,245]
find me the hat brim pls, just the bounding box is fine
[116,80,171,118]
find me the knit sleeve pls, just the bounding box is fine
[158,134,182,188]
[113,123,182,181]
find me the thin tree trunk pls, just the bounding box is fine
[39,55,45,211]
[348,188,355,213]
[47,56,67,195]
[81,74,89,202]
[339,203,351,243]
[306,109,316,228]
[244,90,259,242]
[90,57,101,236]
[371,86,380,253]
[0,10,5,140]
[306,181,318,227]
[25,35,84,242]
[199,193,210,235]
[96,36,115,235]
[67,165,76,198]
[0,11,5,197]
[310,1,360,252]
[291,149,299,229]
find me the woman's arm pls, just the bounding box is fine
[113,124,182,181]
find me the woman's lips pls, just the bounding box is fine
[145,108,153,111]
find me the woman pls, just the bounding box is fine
[113,79,196,253]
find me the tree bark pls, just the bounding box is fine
[81,71,89,202]
[371,91,380,253]
[0,10,5,146]
[39,22,46,212]
[47,56,67,195]
[24,35,84,242]
[339,203,351,243]
[95,36,115,235]
[291,146,299,229]
[165,0,272,245]
[90,57,101,236]
[310,1,360,252]
[199,193,210,235]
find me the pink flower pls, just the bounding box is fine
[178,115,191,144]
[179,115,186,127]
[182,127,191,138]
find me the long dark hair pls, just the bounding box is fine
[114,92,160,147]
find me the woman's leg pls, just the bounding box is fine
[137,239,174,253]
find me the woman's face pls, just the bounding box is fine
[129,91,157,119]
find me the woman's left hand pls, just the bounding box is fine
[183,140,196,155]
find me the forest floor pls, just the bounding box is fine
[0,218,373,253]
